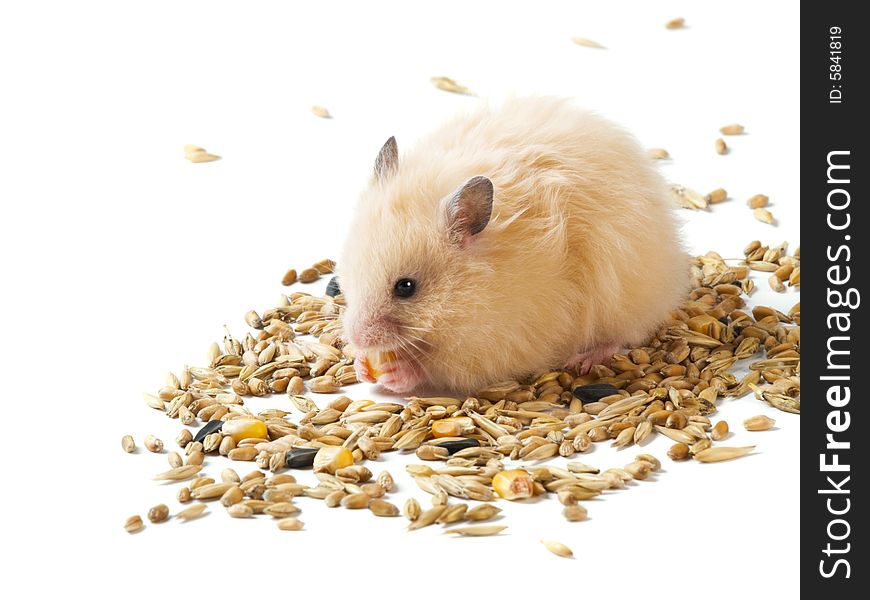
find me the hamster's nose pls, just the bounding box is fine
[347,316,399,349]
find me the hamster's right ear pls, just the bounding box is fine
[373,136,398,181]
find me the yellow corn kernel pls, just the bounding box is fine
[221,418,268,444]
[492,469,534,500]
[313,446,354,474]
[365,350,397,379]
[430,416,474,438]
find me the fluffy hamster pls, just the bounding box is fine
[339,96,689,394]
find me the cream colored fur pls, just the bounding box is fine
[339,96,689,392]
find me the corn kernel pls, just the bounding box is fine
[221,418,268,444]
[365,350,397,379]
[430,416,473,438]
[313,446,354,474]
[492,469,534,500]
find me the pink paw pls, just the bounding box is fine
[354,355,421,394]
[566,343,620,375]
[353,356,377,384]
[377,361,422,394]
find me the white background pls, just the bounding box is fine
[0,1,799,598]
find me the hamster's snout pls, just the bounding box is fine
[344,312,400,350]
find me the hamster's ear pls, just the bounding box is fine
[373,136,398,181]
[443,176,493,245]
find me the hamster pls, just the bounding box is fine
[338,96,689,394]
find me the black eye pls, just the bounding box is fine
[394,278,416,298]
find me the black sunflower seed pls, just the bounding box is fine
[193,419,224,444]
[572,383,620,402]
[325,276,341,297]
[285,447,319,468]
[435,438,481,454]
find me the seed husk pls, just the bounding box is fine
[144,435,163,453]
[665,17,685,29]
[176,429,193,448]
[177,487,191,503]
[299,268,320,283]
[408,505,446,530]
[667,443,690,461]
[711,421,729,440]
[744,415,776,431]
[635,454,661,471]
[541,539,573,558]
[311,106,331,119]
[191,482,236,500]
[753,208,774,225]
[430,76,473,95]
[227,504,253,518]
[694,446,756,463]
[403,497,421,521]
[340,492,371,509]
[706,188,728,204]
[277,517,304,530]
[647,148,670,160]
[147,504,170,523]
[748,194,769,208]
[121,435,135,453]
[281,269,297,286]
[671,185,708,210]
[571,37,605,49]
[377,471,394,492]
[465,503,501,521]
[167,452,183,468]
[176,504,207,521]
[124,515,144,533]
[715,138,728,155]
[185,146,221,163]
[154,465,203,481]
[369,499,400,517]
[493,469,534,500]
[220,486,244,506]
[445,525,507,536]
[720,123,745,135]
[264,502,301,518]
[563,505,588,521]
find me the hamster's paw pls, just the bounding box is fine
[376,361,422,394]
[566,343,620,375]
[353,356,377,384]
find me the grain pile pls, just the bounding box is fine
[124,242,800,545]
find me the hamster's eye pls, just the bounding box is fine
[393,278,417,298]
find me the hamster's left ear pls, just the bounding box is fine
[374,136,398,181]
[443,175,493,245]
